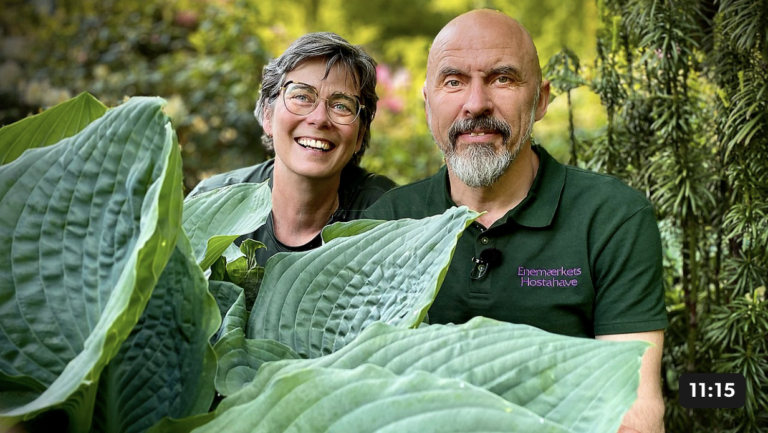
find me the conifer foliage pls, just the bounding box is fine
[544,0,767,430]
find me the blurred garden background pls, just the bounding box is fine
[1,0,766,431]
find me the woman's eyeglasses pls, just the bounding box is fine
[280,81,364,125]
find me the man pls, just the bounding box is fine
[364,10,667,433]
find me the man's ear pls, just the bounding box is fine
[534,80,551,121]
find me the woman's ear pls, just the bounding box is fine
[355,126,365,154]
[262,105,274,136]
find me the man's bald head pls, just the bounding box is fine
[421,9,551,189]
[427,9,542,86]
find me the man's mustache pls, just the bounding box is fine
[448,116,512,148]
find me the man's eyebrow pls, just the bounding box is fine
[490,65,524,79]
[437,67,468,78]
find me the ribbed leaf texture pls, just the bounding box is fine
[182,182,271,271]
[220,318,647,433]
[213,329,299,397]
[91,232,219,433]
[193,365,570,433]
[0,97,182,429]
[246,208,479,358]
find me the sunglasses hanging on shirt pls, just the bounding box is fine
[470,248,502,280]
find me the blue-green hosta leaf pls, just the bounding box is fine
[0,92,107,165]
[0,97,182,428]
[210,281,249,343]
[221,318,647,433]
[213,329,299,397]
[207,279,242,321]
[182,182,271,271]
[321,218,386,241]
[193,365,569,433]
[247,207,479,358]
[91,231,219,433]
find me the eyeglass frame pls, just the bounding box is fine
[279,80,365,125]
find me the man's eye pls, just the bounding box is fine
[497,76,512,84]
[445,79,461,87]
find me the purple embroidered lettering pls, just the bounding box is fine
[517,266,582,287]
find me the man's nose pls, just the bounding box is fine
[463,81,493,117]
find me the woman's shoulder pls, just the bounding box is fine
[189,160,275,197]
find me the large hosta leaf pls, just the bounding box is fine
[247,207,479,358]
[0,92,107,165]
[220,318,647,433]
[0,97,182,428]
[209,281,249,343]
[91,231,219,433]
[182,182,271,271]
[193,365,569,433]
[213,329,299,397]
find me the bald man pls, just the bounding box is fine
[365,9,667,433]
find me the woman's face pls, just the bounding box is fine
[264,58,364,181]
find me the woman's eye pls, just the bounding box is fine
[332,102,352,113]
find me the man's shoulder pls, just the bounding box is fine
[340,165,397,219]
[562,164,652,210]
[342,164,397,196]
[189,160,273,196]
[363,174,440,220]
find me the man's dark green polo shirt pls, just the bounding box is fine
[364,145,668,338]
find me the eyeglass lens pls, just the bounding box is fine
[283,82,361,125]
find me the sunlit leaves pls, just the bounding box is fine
[0,92,107,165]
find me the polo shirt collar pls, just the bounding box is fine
[429,144,565,228]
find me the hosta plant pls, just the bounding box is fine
[0,94,649,433]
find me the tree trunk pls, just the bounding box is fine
[683,217,699,372]
[568,90,578,165]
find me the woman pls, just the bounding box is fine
[190,32,395,303]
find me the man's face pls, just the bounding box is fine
[424,13,548,187]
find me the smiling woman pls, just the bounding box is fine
[190,32,396,306]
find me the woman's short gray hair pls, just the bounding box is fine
[255,32,378,165]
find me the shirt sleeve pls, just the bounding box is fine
[592,205,669,335]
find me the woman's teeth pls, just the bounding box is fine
[298,138,332,150]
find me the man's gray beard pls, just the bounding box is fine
[445,143,517,188]
[425,89,538,188]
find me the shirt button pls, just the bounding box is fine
[480,237,490,245]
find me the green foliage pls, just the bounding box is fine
[196,365,572,433]
[578,0,768,430]
[543,48,586,164]
[0,94,646,432]
[1,0,599,187]
[182,182,272,271]
[92,232,219,433]
[247,209,478,358]
[0,0,270,192]
[0,96,184,429]
[213,318,647,433]
[0,92,106,164]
